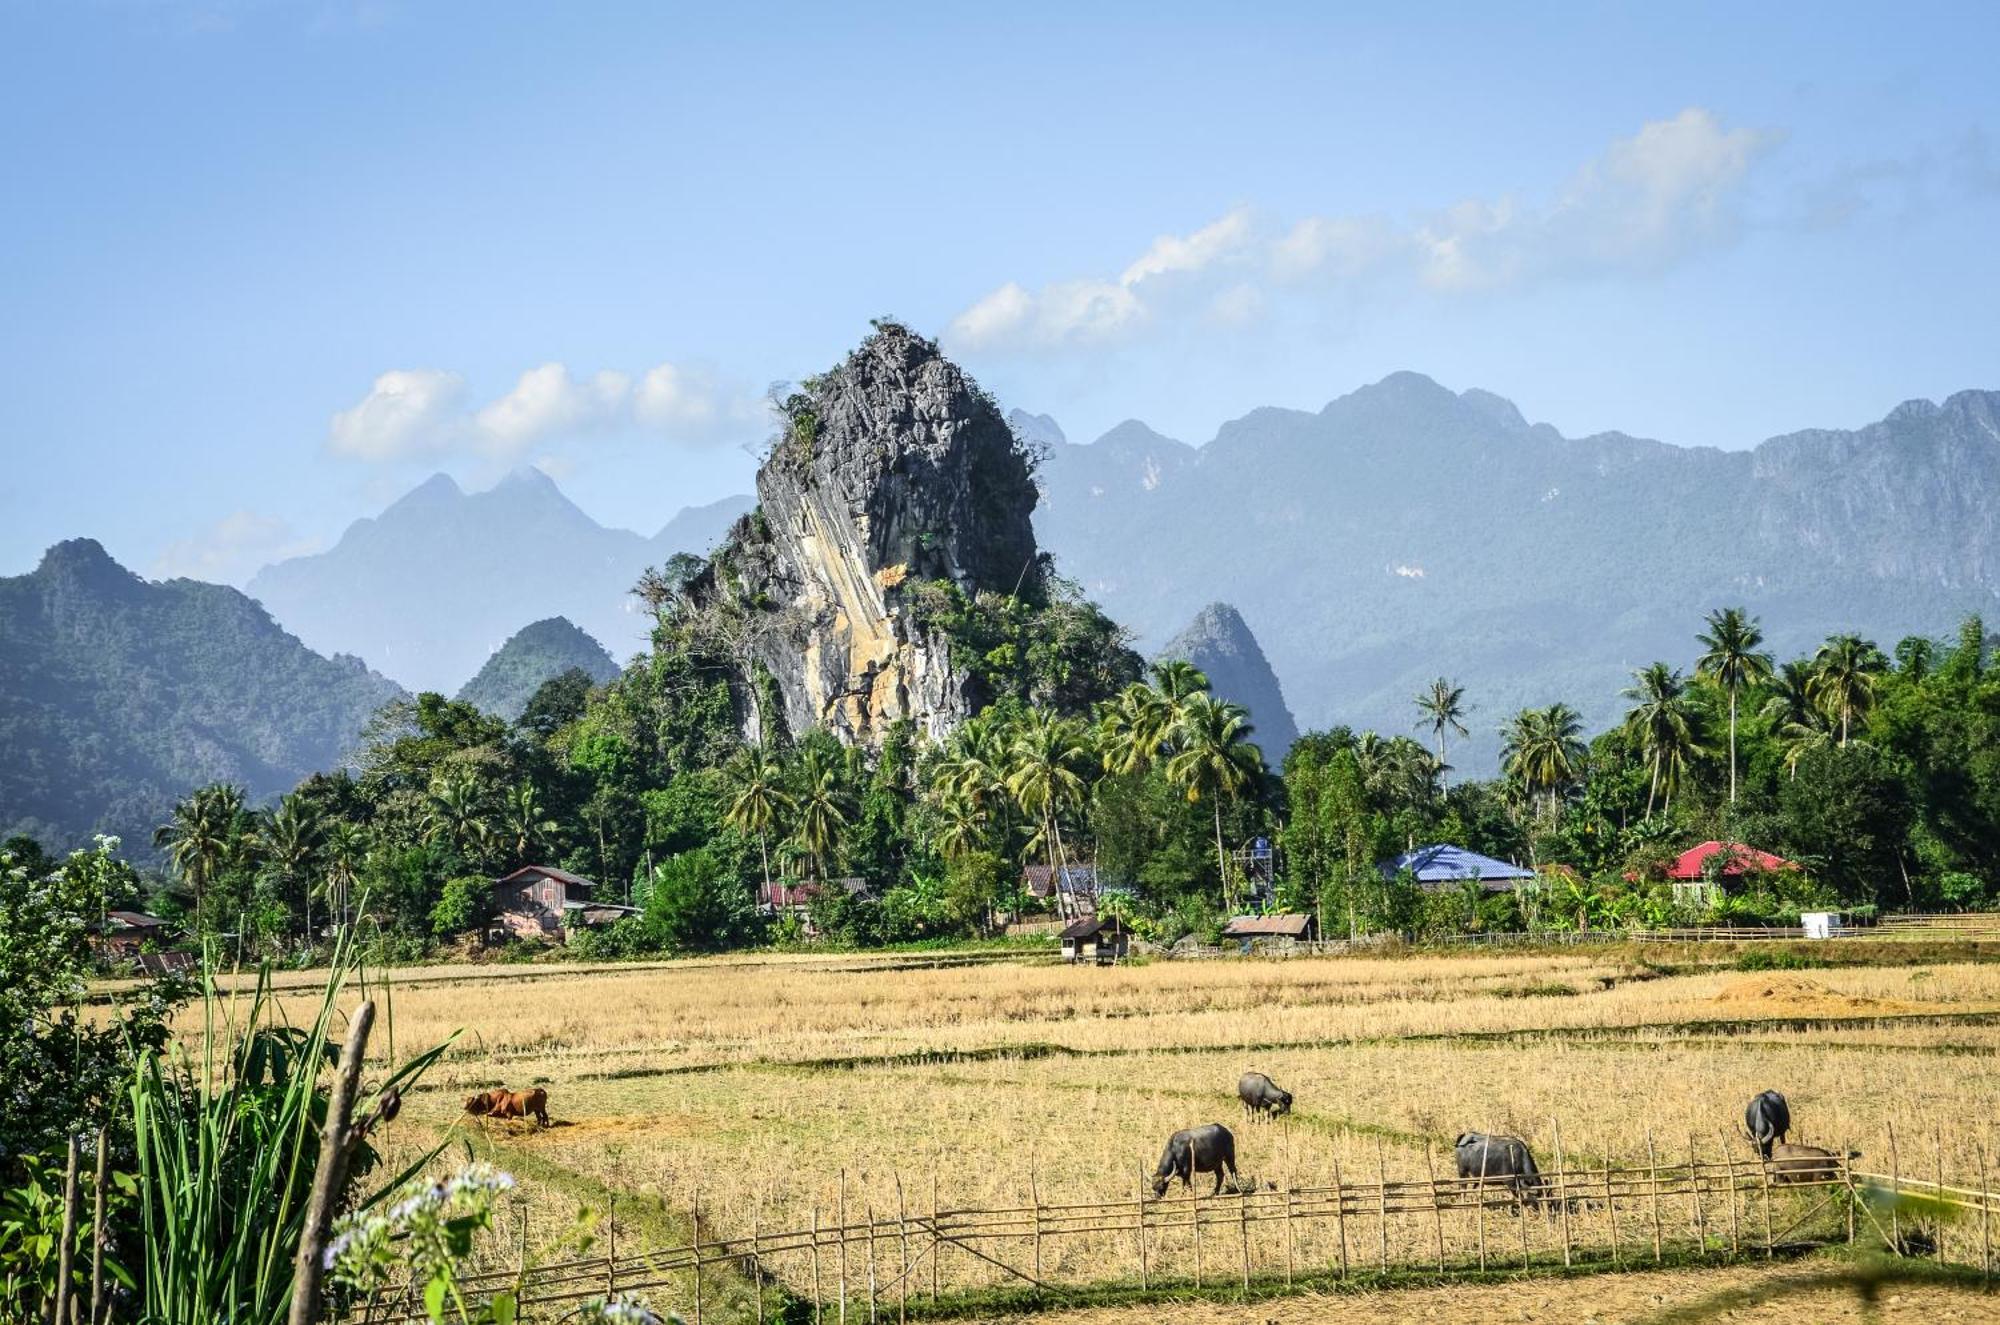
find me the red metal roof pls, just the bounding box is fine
[1665,841,1797,880]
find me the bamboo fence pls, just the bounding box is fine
[349,1132,2000,1323]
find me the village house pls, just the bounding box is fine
[491,865,637,943]
[1059,914,1130,964]
[1023,863,1098,914]
[94,909,171,962]
[1220,913,1318,952]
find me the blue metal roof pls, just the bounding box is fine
[1380,844,1535,884]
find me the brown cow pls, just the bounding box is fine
[463,1086,550,1128]
[1765,1142,1854,1184]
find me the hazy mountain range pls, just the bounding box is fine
[1154,602,1300,759]
[0,540,403,854]
[1027,377,2000,770]
[246,470,749,695]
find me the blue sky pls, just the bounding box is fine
[4,1,1998,583]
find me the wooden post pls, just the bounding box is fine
[1553,1118,1572,1268]
[1977,1140,1992,1282]
[288,999,374,1325]
[1759,1147,1775,1258]
[1935,1125,1948,1265]
[1333,1158,1349,1278]
[692,1185,703,1325]
[1238,1176,1250,1291]
[1136,1165,1149,1291]
[838,1171,849,1325]
[930,1169,940,1304]
[1889,1121,1902,1254]
[88,1128,106,1325]
[895,1174,908,1325]
[866,1201,877,1324]
[1646,1129,1663,1264]
[1283,1177,1295,1288]
[812,1206,824,1325]
[1846,1141,1859,1248]
[1192,1159,1203,1288]
[1376,1136,1389,1273]
[1688,1134,1708,1256]
[1475,1166,1487,1271]
[754,1198,765,1325]
[608,1191,618,1301]
[1424,1142,1446,1273]
[1720,1134,1740,1256]
[1028,1154,1042,1289]
[54,1133,79,1325]
[1605,1139,1621,1268]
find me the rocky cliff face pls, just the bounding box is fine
[690,324,1042,745]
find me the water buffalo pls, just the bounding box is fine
[1744,1090,1791,1158]
[1455,1132,1545,1207]
[1766,1142,1855,1185]
[465,1086,550,1128]
[1152,1124,1240,1197]
[1238,1071,1293,1119]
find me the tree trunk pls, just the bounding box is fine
[758,832,772,906]
[1213,802,1230,912]
[1728,689,1739,805]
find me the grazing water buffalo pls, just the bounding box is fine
[1152,1124,1240,1197]
[1238,1071,1293,1118]
[1455,1132,1545,1207]
[1766,1142,1856,1185]
[1744,1090,1791,1158]
[465,1086,550,1128]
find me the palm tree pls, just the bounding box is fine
[1097,682,1176,776]
[1759,660,1822,781]
[1163,693,1265,910]
[1005,711,1094,918]
[154,783,250,924]
[1809,634,1884,746]
[930,791,989,862]
[1694,608,1773,805]
[1414,677,1469,766]
[1150,659,1210,703]
[422,770,495,864]
[258,793,321,941]
[498,782,559,867]
[1500,704,1586,822]
[790,747,852,883]
[318,820,369,934]
[1621,662,1704,817]
[723,749,795,899]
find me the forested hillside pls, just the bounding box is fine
[0,540,403,854]
[456,617,618,721]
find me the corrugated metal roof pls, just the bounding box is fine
[1380,845,1535,884]
[1221,914,1314,938]
[495,865,597,891]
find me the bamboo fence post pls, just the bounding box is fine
[1424,1142,1446,1274]
[895,1175,908,1325]
[1889,1121,1902,1253]
[1759,1148,1775,1258]
[54,1133,79,1325]
[1284,1177,1295,1288]
[929,1169,940,1304]
[1553,1118,1572,1268]
[1844,1141,1858,1247]
[866,1201,877,1324]
[754,1197,765,1325]
[289,1000,373,1325]
[88,1127,106,1325]
[1935,1125,1948,1265]
[1688,1134,1708,1255]
[607,1191,618,1301]
[1605,1139,1621,1268]
[1238,1178,1250,1291]
[838,1171,849,1325]
[1376,1136,1389,1273]
[692,1185,703,1325]
[1978,1140,1992,1282]
[1720,1134,1740,1256]
[1475,1166,1487,1271]
[1333,1158,1349,1278]
[812,1206,824,1325]
[1136,1166,1149,1291]
[1192,1162,1203,1288]
[1028,1154,1042,1290]
[1646,1129,1663,1264]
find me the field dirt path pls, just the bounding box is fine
[1027,1264,1996,1324]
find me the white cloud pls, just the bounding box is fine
[325,358,756,464]
[152,511,321,586]
[947,108,1779,353]
[327,368,465,461]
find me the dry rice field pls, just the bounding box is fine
[310,948,2000,1322]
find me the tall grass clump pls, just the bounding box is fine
[128,928,451,1325]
